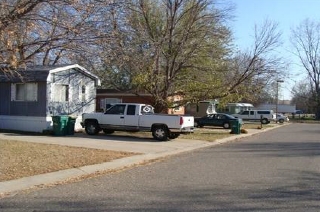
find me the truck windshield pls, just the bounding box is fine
[141,105,154,114]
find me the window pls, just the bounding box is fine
[141,105,154,114]
[241,111,249,115]
[100,98,122,111]
[12,83,38,101]
[81,85,86,102]
[53,84,69,102]
[257,111,270,115]
[105,104,126,115]
[127,105,136,115]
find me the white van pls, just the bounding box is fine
[232,110,276,124]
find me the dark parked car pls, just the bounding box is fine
[194,113,242,129]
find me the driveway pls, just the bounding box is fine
[0,131,212,154]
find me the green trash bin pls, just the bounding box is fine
[231,119,241,134]
[66,116,76,135]
[52,115,69,136]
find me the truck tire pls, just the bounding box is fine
[103,129,115,134]
[261,118,269,124]
[168,133,180,139]
[85,121,100,135]
[152,126,169,141]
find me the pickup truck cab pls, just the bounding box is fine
[81,103,194,141]
[232,110,276,124]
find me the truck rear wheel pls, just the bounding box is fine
[261,118,269,124]
[152,126,169,141]
[85,121,100,135]
[103,129,115,134]
[168,133,180,139]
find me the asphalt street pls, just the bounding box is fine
[1,123,320,211]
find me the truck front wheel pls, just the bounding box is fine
[152,126,169,141]
[85,121,100,135]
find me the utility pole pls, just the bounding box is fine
[276,79,284,123]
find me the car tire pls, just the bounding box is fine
[278,119,284,123]
[152,126,169,141]
[85,121,100,135]
[223,122,230,129]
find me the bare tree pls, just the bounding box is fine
[291,19,320,119]
[0,0,116,73]
[0,0,69,70]
[225,20,284,102]
[291,79,315,114]
[183,19,285,108]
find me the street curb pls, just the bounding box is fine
[0,124,285,196]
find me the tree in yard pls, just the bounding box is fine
[291,80,315,114]
[0,0,286,113]
[0,0,115,74]
[0,0,67,70]
[98,0,234,112]
[291,19,320,119]
[185,19,285,109]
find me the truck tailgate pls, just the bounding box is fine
[181,116,194,128]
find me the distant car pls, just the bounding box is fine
[276,114,289,123]
[194,113,242,129]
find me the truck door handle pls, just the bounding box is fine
[120,116,124,119]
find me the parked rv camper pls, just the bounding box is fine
[185,100,218,118]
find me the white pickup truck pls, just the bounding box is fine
[81,103,194,141]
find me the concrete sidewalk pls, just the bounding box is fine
[0,127,276,196]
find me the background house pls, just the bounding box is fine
[0,64,100,133]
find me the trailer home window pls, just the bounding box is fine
[81,85,86,102]
[53,84,69,102]
[13,83,38,101]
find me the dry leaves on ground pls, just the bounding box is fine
[0,140,138,182]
